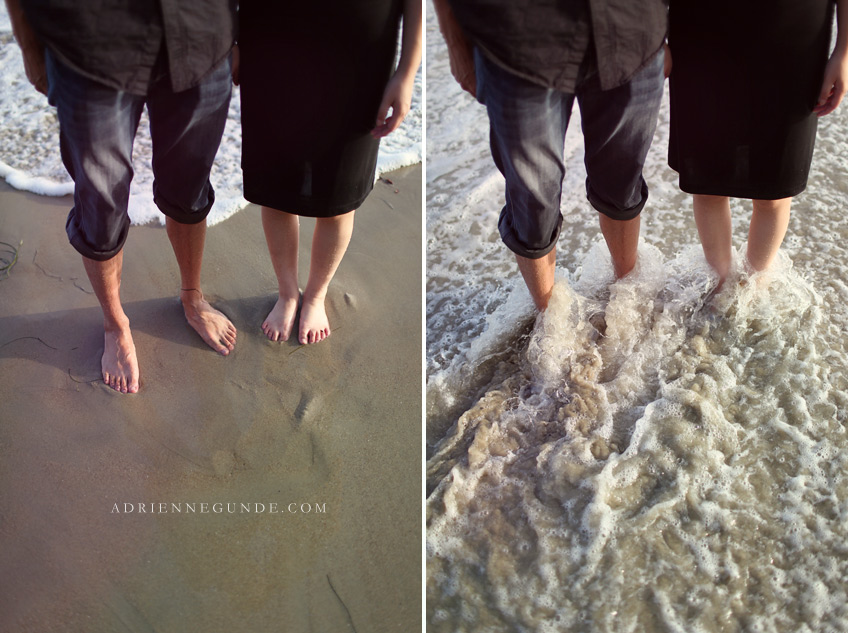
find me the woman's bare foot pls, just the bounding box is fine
[298,296,330,345]
[262,293,300,342]
[102,317,139,394]
[180,289,237,355]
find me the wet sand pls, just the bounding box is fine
[0,165,422,632]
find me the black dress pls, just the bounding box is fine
[668,0,834,200]
[239,2,403,217]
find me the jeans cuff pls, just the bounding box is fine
[153,182,216,225]
[587,178,648,222]
[498,207,562,259]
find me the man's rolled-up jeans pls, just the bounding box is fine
[475,47,665,259]
[46,49,232,261]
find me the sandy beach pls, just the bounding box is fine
[0,164,422,632]
[425,0,848,627]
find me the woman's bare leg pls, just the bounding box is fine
[300,210,355,344]
[693,194,733,287]
[747,197,791,272]
[261,206,301,341]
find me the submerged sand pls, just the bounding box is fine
[0,165,422,632]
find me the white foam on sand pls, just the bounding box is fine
[0,160,72,196]
[426,4,848,631]
[0,5,422,226]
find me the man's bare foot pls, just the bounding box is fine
[262,293,300,342]
[102,318,139,394]
[180,289,237,355]
[298,296,330,345]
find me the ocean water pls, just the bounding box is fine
[426,4,848,632]
[0,6,421,226]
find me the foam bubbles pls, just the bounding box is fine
[425,8,848,630]
[427,238,848,632]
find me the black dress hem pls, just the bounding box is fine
[674,173,808,201]
[243,183,373,218]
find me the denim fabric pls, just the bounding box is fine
[476,48,664,259]
[46,49,232,261]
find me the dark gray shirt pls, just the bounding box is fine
[21,0,237,95]
[449,0,667,92]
